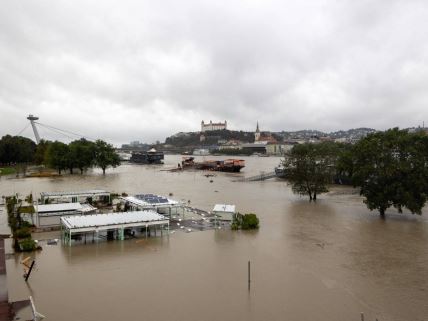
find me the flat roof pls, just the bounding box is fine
[40,190,109,197]
[241,143,267,148]
[61,211,168,231]
[36,203,97,215]
[213,204,236,213]
[37,203,85,212]
[123,195,179,207]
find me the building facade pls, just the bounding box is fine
[201,120,227,132]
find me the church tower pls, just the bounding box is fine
[255,121,261,142]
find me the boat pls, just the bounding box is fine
[274,165,286,178]
[130,148,164,164]
[117,152,131,161]
[193,148,210,156]
[181,157,245,172]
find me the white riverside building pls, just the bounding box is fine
[60,211,169,246]
[40,190,111,204]
[212,204,236,221]
[22,203,97,227]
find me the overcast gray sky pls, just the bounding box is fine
[1,0,428,145]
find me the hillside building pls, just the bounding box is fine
[254,122,278,144]
[201,120,227,132]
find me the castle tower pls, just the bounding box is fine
[255,121,261,142]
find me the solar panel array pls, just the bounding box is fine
[135,194,169,204]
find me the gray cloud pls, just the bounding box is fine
[1,0,428,145]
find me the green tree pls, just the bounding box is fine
[94,140,121,175]
[283,142,338,201]
[45,141,69,174]
[69,139,95,174]
[231,213,260,230]
[351,128,428,217]
[0,135,36,164]
[34,139,51,165]
[334,143,355,185]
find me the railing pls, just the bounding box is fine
[234,171,277,182]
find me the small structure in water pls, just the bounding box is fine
[181,157,245,172]
[130,148,164,164]
[60,211,169,246]
[212,204,236,221]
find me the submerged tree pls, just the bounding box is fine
[283,142,338,201]
[45,141,69,174]
[94,140,121,175]
[350,128,428,217]
[34,139,51,165]
[69,139,96,174]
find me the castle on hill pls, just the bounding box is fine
[201,120,227,132]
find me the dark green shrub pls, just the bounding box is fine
[241,213,259,230]
[19,238,37,252]
[232,213,259,230]
[15,227,31,239]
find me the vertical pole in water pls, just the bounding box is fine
[25,261,35,282]
[248,260,251,291]
[360,312,365,321]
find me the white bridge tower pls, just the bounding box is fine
[27,114,41,144]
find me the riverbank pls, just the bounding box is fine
[0,168,15,176]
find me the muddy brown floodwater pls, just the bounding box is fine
[1,155,427,321]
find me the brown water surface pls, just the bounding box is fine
[1,155,427,321]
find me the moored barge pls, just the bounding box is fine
[181,157,245,172]
[130,148,164,164]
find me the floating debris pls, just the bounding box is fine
[47,239,58,245]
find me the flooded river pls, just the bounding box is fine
[1,155,427,321]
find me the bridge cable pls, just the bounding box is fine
[16,123,30,136]
[35,123,77,141]
[34,122,96,141]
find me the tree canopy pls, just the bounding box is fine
[45,141,69,174]
[69,139,96,174]
[0,135,36,164]
[349,128,428,217]
[283,142,339,201]
[94,140,121,175]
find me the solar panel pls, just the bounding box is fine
[134,194,171,204]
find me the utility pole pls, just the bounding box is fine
[27,114,40,144]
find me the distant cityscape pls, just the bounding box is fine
[120,120,428,156]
